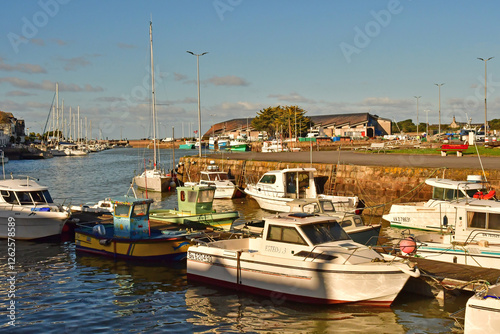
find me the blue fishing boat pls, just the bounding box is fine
[75,196,208,261]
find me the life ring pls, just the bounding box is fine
[474,190,496,200]
[180,190,185,202]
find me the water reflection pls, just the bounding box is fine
[185,284,407,333]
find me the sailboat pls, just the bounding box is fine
[133,21,174,193]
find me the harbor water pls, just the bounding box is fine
[0,148,468,333]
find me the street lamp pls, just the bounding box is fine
[434,83,444,137]
[187,51,208,157]
[414,96,421,137]
[478,57,494,137]
[424,109,430,135]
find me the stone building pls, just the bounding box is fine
[0,111,25,145]
[203,112,391,140]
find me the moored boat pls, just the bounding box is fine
[179,140,196,149]
[187,212,419,306]
[184,163,240,199]
[132,21,174,193]
[286,198,380,245]
[244,167,358,213]
[75,196,207,261]
[0,176,70,240]
[383,175,494,232]
[149,184,239,231]
[464,283,500,333]
[409,198,500,269]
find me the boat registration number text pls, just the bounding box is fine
[188,252,212,263]
[392,216,410,223]
[265,245,286,254]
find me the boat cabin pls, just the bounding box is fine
[111,196,154,239]
[256,168,317,199]
[426,176,489,202]
[260,213,352,257]
[176,185,216,215]
[0,178,55,208]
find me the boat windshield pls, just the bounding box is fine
[207,173,228,181]
[0,190,19,205]
[10,191,50,205]
[300,221,350,245]
[42,190,54,203]
[433,186,487,200]
[195,189,215,203]
[259,174,276,184]
[319,200,336,213]
[131,203,149,217]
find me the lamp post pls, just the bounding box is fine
[478,57,494,137]
[187,51,208,157]
[414,96,421,136]
[424,109,429,135]
[434,83,444,137]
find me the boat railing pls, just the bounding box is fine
[301,244,365,264]
[13,174,40,182]
[462,228,500,245]
[190,230,250,247]
[247,185,285,198]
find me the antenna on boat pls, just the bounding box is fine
[474,141,488,183]
[1,150,4,180]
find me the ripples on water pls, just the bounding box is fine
[0,148,466,333]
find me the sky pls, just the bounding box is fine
[1,0,500,140]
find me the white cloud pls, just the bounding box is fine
[268,92,315,104]
[0,77,104,92]
[0,58,46,74]
[206,75,249,86]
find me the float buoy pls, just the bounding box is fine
[399,237,417,255]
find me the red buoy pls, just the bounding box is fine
[399,237,417,255]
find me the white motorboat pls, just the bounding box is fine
[133,22,174,193]
[464,283,500,333]
[61,143,88,156]
[383,175,494,232]
[70,198,114,214]
[187,213,419,306]
[0,176,70,240]
[134,168,174,193]
[286,198,380,245]
[410,198,500,269]
[244,167,358,213]
[185,164,239,199]
[261,140,287,152]
[239,200,380,246]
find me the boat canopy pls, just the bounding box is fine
[425,177,488,200]
[177,185,216,214]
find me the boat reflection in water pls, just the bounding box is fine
[185,285,407,333]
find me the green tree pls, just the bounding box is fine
[489,118,500,130]
[392,119,416,133]
[252,105,312,138]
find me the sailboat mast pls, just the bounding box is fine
[150,21,157,168]
[55,83,59,142]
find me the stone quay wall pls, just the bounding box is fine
[177,156,500,215]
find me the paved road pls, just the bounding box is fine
[208,150,500,170]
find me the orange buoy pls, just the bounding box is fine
[399,237,417,255]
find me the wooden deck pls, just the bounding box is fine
[403,257,500,297]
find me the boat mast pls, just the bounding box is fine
[150,21,157,169]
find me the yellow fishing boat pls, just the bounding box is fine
[75,196,208,261]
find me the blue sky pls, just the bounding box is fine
[1,0,500,139]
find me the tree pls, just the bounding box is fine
[252,105,312,138]
[392,119,416,133]
[489,118,500,130]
